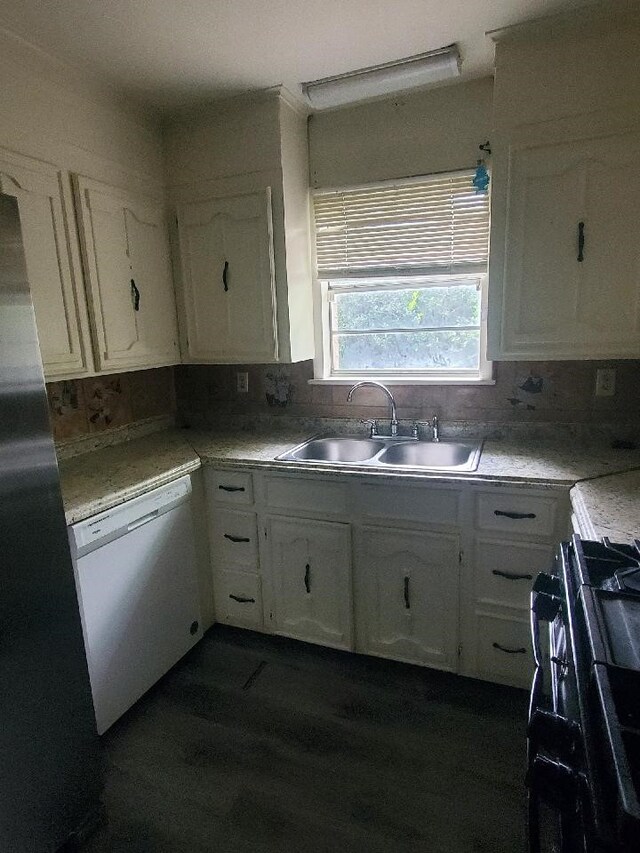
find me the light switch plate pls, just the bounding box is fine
[595,368,616,397]
[236,371,249,394]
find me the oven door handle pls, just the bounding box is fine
[530,597,543,668]
[530,575,562,668]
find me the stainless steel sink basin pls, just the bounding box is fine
[377,440,482,471]
[283,437,383,463]
[276,435,483,472]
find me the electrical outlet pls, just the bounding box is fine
[595,368,616,397]
[236,371,249,394]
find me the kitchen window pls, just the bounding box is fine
[312,170,492,383]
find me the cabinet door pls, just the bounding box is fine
[499,130,640,358]
[74,176,179,371]
[267,515,352,650]
[355,526,460,671]
[0,151,90,377]
[576,132,640,351]
[176,189,277,363]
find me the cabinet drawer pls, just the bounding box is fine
[358,482,460,526]
[215,571,263,630]
[475,612,533,689]
[211,509,259,571]
[474,538,552,610]
[475,490,557,538]
[263,476,348,515]
[206,469,254,505]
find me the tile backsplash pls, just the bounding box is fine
[176,360,640,432]
[47,367,176,443]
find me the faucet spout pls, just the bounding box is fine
[347,381,398,436]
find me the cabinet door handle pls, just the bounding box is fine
[492,569,533,581]
[493,642,527,655]
[218,485,245,493]
[494,510,536,520]
[130,278,140,311]
[404,576,410,609]
[229,594,255,604]
[304,563,311,594]
[222,260,229,292]
[223,534,251,543]
[577,221,585,262]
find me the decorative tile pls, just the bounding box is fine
[47,367,177,443]
[47,380,88,441]
[177,359,640,430]
[85,374,133,432]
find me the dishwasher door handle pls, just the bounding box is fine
[127,509,160,532]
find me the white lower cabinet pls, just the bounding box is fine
[205,467,569,689]
[267,515,352,650]
[354,526,460,671]
[205,468,264,631]
[216,570,263,630]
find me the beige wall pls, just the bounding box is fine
[0,27,164,191]
[162,94,282,187]
[493,14,640,132]
[308,77,493,188]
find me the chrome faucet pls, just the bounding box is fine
[411,415,440,442]
[347,381,399,437]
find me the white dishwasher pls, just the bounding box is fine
[69,475,202,734]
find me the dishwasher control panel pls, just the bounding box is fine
[69,475,192,557]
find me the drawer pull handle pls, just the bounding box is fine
[304,563,311,594]
[403,575,410,609]
[494,510,536,520]
[222,260,229,291]
[577,220,585,262]
[229,594,255,604]
[224,534,251,543]
[493,642,527,655]
[130,278,141,311]
[492,569,533,581]
[219,485,245,492]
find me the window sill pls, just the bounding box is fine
[308,376,496,387]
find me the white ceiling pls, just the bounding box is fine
[0,0,586,111]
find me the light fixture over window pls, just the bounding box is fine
[302,45,461,110]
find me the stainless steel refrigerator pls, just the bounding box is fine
[0,193,103,851]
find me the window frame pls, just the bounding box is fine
[310,171,493,385]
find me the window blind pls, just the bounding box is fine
[314,170,490,279]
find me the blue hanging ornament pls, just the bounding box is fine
[473,158,490,194]
[473,140,491,194]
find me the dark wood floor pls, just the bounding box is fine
[81,626,528,852]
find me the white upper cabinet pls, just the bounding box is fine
[494,129,640,359]
[176,189,277,362]
[0,149,92,378]
[74,175,180,372]
[488,15,640,360]
[165,90,315,364]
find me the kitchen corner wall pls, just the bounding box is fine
[46,367,176,443]
[175,360,640,432]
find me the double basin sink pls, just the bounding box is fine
[277,435,483,472]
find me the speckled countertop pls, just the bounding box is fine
[58,427,640,538]
[188,430,640,487]
[59,430,200,524]
[570,469,640,545]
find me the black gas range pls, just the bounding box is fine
[528,536,640,853]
